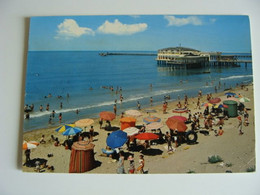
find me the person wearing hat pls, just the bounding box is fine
[237,116,243,135]
[128,155,135,174]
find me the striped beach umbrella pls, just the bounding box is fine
[146,122,163,130]
[55,124,75,133]
[125,109,142,117]
[23,141,38,150]
[62,127,82,136]
[123,127,139,136]
[69,141,95,173]
[143,116,161,124]
[239,97,250,103]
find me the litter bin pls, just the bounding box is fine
[223,100,238,117]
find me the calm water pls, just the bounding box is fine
[24,51,253,131]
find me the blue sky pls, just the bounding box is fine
[29,15,251,52]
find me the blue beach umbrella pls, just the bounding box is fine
[225,92,236,96]
[106,130,127,149]
[62,127,82,136]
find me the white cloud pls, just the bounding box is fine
[97,19,148,35]
[55,19,95,39]
[164,16,203,26]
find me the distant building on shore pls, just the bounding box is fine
[156,46,244,68]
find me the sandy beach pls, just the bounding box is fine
[22,84,255,174]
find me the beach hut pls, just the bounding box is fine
[69,141,95,173]
[223,100,238,117]
[120,117,136,130]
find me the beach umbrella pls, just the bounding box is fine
[99,111,116,121]
[28,141,40,146]
[225,97,239,103]
[209,98,221,104]
[169,116,187,122]
[125,109,142,117]
[106,130,128,149]
[143,116,161,124]
[239,97,250,103]
[225,92,236,96]
[23,141,37,150]
[135,132,159,140]
[123,127,139,136]
[172,108,189,114]
[62,127,82,136]
[202,103,213,107]
[166,118,187,132]
[75,118,94,127]
[55,124,75,133]
[146,122,164,130]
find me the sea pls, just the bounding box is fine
[23,51,253,131]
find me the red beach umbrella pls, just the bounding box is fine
[209,98,221,104]
[99,111,116,121]
[169,116,187,122]
[166,118,187,132]
[135,132,159,140]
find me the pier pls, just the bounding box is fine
[99,52,157,56]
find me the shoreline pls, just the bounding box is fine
[23,83,255,173]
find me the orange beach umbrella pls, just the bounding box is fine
[99,111,116,121]
[166,118,187,132]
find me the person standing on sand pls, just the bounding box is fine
[165,131,173,152]
[24,149,31,164]
[137,101,141,110]
[136,155,145,174]
[99,118,103,129]
[163,102,167,114]
[113,104,117,115]
[117,151,125,174]
[89,126,94,142]
[128,155,135,174]
[59,113,62,123]
[238,116,244,135]
[150,97,153,106]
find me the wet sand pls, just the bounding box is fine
[23,84,255,174]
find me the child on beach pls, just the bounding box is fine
[128,155,135,174]
[165,131,173,152]
[117,151,125,174]
[136,155,145,174]
[40,135,46,144]
[163,102,167,114]
[238,116,244,135]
